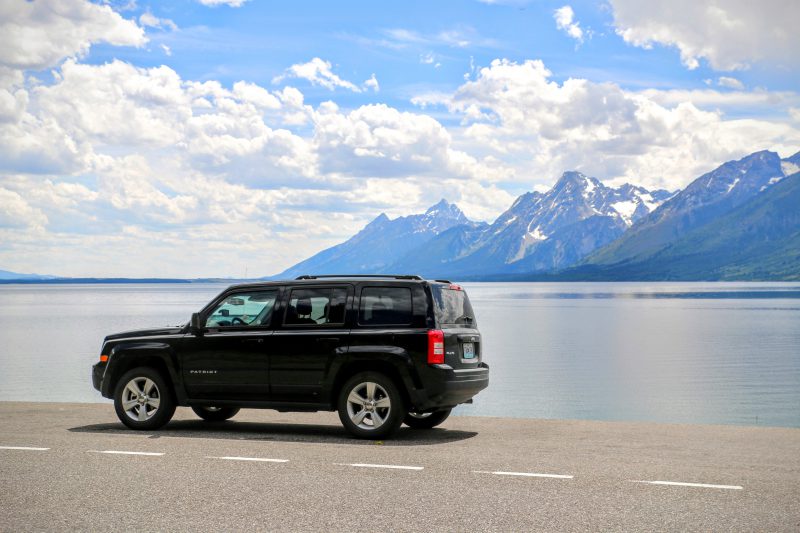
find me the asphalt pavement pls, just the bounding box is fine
[1,402,798,531]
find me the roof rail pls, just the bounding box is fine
[295,274,424,281]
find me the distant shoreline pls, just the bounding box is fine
[0,278,201,284]
[3,275,800,284]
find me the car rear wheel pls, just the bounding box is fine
[337,372,405,439]
[113,367,175,430]
[404,408,452,429]
[191,406,240,422]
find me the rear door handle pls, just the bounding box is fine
[316,337,340,343]
[242,338,264,344]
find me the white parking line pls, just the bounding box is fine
[474,470,573,479]
[207,456,289,463]
[0,446,50,451]
[88,450,164,456]
[631,480,743,490]
[337,463,424,471]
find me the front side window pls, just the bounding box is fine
[206,290,278,328]
[359,287,413,325]
[284,287,347,326]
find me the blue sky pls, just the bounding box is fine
[0,0,798,277]
[94,1,797,108]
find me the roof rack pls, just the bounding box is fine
[295,274,424,281]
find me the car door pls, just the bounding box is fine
[270,284,351,403]
[181,288,280,401]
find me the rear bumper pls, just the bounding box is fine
[409,362,489,411]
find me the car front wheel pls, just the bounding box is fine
[113,367,176,430]
[337,372,405,439]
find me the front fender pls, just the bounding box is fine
[103,342,184,402]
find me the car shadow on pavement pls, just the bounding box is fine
[68,419,478,446]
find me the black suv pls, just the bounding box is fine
[92,275,488,439]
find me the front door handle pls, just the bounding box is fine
[316,337,340,343]
[242,338,264,344]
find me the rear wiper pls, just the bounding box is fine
[458,315,474,324]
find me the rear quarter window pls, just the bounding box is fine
[431,284,476,327]
[358,287,413,326]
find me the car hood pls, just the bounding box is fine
[104,326,185,341]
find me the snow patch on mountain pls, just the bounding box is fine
[611,200,637,224]
[781,161,799,176]
[583,176,596,195]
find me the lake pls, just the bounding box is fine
[1,282,798,427]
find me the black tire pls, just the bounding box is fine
[191,406,240,422]
[113,367,176,430]
[337,371,405,439]
[404,408,452,429]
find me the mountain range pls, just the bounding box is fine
[0,269,55,281]
[566,150,800,280]
[276,149,800,281]
[3,150,797,282]
[276,199,472,279]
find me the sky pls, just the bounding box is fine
[1,0,798,278]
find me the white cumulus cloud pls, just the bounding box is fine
[273,58,363,92]
[717,77,744,90]
[139,11,178,31]
[196,0,249,7]
[0,0,146,71]
[610,0,800,70]
[363,74,380,92]
[413,59,800,191]
[554,6,583,43]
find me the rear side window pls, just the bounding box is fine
[359,287,413,326]
[285,287,347,326]
[431,284,476,326]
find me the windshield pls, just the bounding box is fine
[431,284,476,327]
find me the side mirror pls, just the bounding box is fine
[190,312,204,335]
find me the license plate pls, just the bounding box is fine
[462,342,475,359]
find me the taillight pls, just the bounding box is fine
[428,329,444,364]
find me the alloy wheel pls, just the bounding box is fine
[120,377,161,422]
[345,381,392,430]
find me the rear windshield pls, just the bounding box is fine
[431,284,476,327]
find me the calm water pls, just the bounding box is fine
[1,282,798,427]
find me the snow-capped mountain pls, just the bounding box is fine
[274,149,799,281]
[573,170,800,280]
[390,172,671,276]
[475,171,671,264]
[274,199,470,278]
[588,150,799,267]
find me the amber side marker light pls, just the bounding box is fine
[99,355,109,362]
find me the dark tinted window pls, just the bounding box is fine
[431,285,476,326]
[359,287,413,325]
[285,287,347,326]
